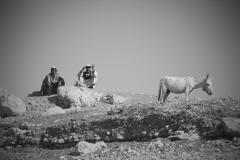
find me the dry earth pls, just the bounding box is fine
[0,92,240,160]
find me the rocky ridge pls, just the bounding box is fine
[0,87,240,159]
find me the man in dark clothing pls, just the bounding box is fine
[40,67,65,96]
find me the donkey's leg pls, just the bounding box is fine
[163,89,170,102]
[185,90,189,101]
[160,87,167,104]
[157,81,162,102]
[160,92,165,104]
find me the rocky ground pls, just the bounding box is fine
[0,89,240,160]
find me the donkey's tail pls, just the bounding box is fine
[157,80,162,102]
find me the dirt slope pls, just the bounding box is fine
[0,93,240,160]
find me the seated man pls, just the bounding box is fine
[76,64,97,88]
[40,67,65,96]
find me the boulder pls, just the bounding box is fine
[222,117,240,137]
[147,138,165,150]
[101,94,126,104]
[201,119,224,138]
[57,86,96,109]
[0,88,26,118]
[42,106,66,116]
[75,141,107,154]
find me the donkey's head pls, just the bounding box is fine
[202,73,213,95]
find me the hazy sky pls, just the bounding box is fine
[1,0,240,98]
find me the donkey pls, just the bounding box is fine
[157,73,213,103]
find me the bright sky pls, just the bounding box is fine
[1,0,240,98]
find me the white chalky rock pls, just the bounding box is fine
[101,94,126,104]
[43,106,66,116]
[0,88,26,117]
[57,86,96,109]
[75,141,107,154]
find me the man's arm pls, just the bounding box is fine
[93,71,98,84]
[46,74,51,86]
[58,77,65,86]
[77,67,85,82]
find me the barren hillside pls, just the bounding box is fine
[0,88,240,160]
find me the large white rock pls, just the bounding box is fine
[75,141,107,154]
[0,88,26,118]
[42,106,66,116]
[222,117,240,137]
[101,94,126,104]
[147,138,165,150]
[57,86,96,109]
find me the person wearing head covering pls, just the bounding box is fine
[76,64,98,88]
[40,66,65,96]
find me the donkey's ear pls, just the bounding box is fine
[206,73,209,78]
[205,73,209,80]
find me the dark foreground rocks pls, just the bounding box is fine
[222,117,240,137]
[1,97,240,148]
